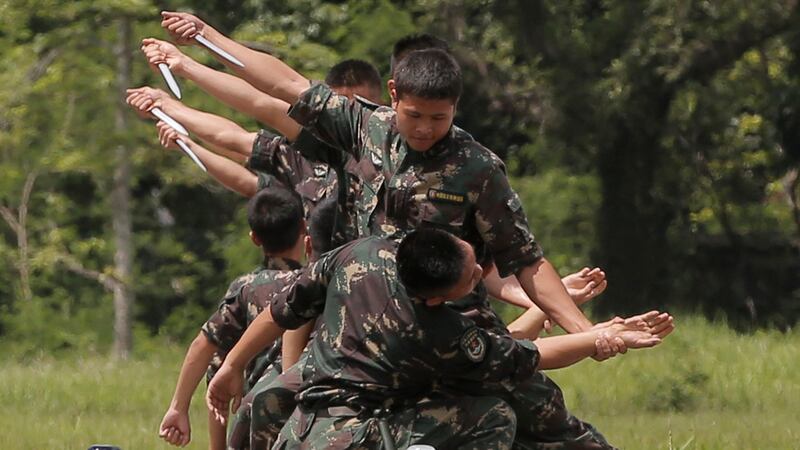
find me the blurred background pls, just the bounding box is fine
[1,1,798,448]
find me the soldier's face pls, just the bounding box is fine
[331,84,383,105]
[425,239,483,306]
[394,94,455,152]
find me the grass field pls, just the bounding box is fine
[1,314,797,449]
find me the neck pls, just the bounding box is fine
[263,238,304,263]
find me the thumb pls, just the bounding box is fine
[231,392,243,414]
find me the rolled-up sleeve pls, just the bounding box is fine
[288,82,367,160]
[475,165,543,277]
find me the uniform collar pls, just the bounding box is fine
[261,256,302,271]
[403,126,456,162]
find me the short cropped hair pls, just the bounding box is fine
[393,49,462,102]
[247,186,304,253]
[397,228,466,298]
[308,197,337,258]
[325,59,382,92]
[391,34,450,76]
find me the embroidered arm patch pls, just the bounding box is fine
[460,327,487,363]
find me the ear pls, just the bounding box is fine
[387,80,398,105]
[304,235,313,260]
[249,230,262,247]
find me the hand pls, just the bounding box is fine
[156,121,185,151]
[141,38,188,75]
[161,11,207,46]
[125,86,170,119]
[158,408,191,447]
[205,363,244,425]
[592,331,627,361]
[562,267,607,305]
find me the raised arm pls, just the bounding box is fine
[127,86,255,158]
[159,11,309,104]
[140,38,302,139]
[157,122,260,197]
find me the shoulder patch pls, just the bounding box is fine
[460,327,487,363]
[428,189,466,205]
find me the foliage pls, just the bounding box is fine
[1,0,799,353]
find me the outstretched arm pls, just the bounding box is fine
[536,311,674,369]
[157,122,259,197]
[159,11,309,104]
[159,331,218,447]
[127,86,255,159]
[140,38,302,139]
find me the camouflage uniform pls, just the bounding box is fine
[246,129,337,220]
[201,256,300,400]
[202,257,305,450]
[247,129,359,248]
[267,236,536,450]
[286,83,615,450]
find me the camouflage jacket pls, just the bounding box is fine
[202,256,302,388]
[269,236,540,411]
[246,129,337,220]
[289,83,542,277]
[247,129,358,247]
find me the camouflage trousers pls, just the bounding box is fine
[442,371,617,450]
[226,363,284,450]
[273,395,517,450]
[240,360,306,450]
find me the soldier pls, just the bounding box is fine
[158,185,339,449]
[205,228,671,449]
[139,26,607,315]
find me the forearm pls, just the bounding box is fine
[535,330,600,370]
[159,100,256,155]
[179,58,301,139]
[223,307,284,372]
[207,409,227,450]
[170,332,218,411]
[506,304,548,340]
[281,321,314,370]
[483,269,535,309]
[184,139,258,197]
[517,258,593,333]
[201,27,309,104]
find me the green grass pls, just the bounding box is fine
[0,314,797,449]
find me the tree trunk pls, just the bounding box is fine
[112,17,134,360]
[0,172,37,302]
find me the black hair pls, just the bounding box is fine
[393,49,462,102]
[307,197,337,258]
[397,228,466,297]
[391,34,450,76]
[247,186,304,253]
[325,59,382,93]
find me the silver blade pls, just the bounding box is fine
[176,139,208,172]
[150,108,189,136]
[195,35,245,68]
[158,63,182,99]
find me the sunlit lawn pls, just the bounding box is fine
[1,314,797,449]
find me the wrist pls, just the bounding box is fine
[169,399,190,412]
